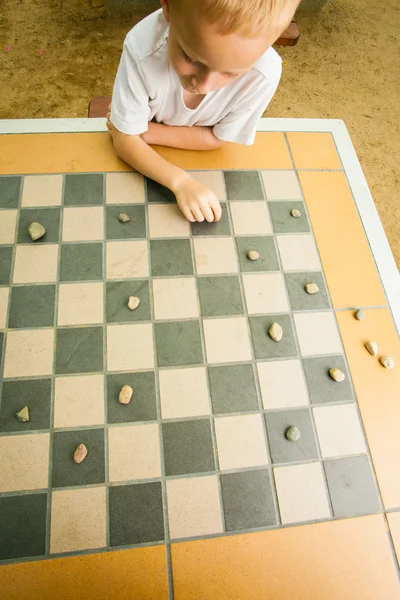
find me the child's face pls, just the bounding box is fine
[162,2,272,95]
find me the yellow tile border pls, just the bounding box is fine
[287,132,343,170]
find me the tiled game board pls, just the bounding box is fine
[0,121,399,600]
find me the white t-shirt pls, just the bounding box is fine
[111,9,282,145]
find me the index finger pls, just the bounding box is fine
[210,198,222,222]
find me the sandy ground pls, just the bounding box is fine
[1,0,399,266]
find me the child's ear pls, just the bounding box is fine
[160,0,170,23]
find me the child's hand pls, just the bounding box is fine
[173,174,222,223]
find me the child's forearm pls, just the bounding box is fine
[141,122,225,151]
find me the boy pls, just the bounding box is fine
[107,0,300,222]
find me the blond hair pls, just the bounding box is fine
[170,0,301,37]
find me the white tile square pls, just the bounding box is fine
[106,241,149,279]
[13,244,58,284]
[274,463,331,524]
[159,367,210,419]
[0,209,17,244]
[108,423,161,482]
[58,282,103,326]
[242,273,289,314]
[148,204,190,238]
[54,374,105,428]
[153,278,199,320]
[261,170,302,200]
[203,317,252,363]
[62,207,104,242]
[257,359,309,409]
[294,311,343,356]
[230,202,272,235]
[0,433,50,492]
[0,286,10,328]
[106,172,145,204]
[277,235,321,271]
[107,323,154,371]
[4,329,54,377]
[194,238,238,274]
[187,171,226,201]
[313,404,367,458]
[215,414,269,470]
[21,175,63,207]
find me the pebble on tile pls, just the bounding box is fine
[329,367,345,382]
[118,213,130,223]
[365,341,378,356]
[269,322,283,342]
[247,250,260,261]
[15,406,30,422]
[379,356,395,369]
[73,443,88,464]
[128,296,140,310]
[285,425,301,442]
[28,222,46,241]
[354,309,364,321]
[119,384,133,405]
[290,208,302,218]
[305,282,319,295]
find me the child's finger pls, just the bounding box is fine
[182,207,195,222]
[191,206,205,222]
[201,203,215,223]
[210,198,222,222]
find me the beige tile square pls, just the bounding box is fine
[106,172,145,204]
[108,423,161,482]
[242,273,289,314]
[107,323,154,371]
[4,329,54,377]
[274,463,331,524]
[194,238,238,275]
[0,209,17,244]
[58,282,103,326]
[257,359,309,409]
[261,170,302,200]
[62,207,104,242]
[159,367,210,419]
[0,286,10,328]
[203,317,252,364]
[13,244,58,284]
[50,487,106,554]
[215,414,269,470]
[166,475,223,539]
[187,171,226,201]
[277,234,321,271]
[153,278,198,320]
[21,175,63,207]
[313,404,367,458]
[148,204,190,238]
[230,202,272,235]
[106,240,149,279]
[54,374,105,428]
[294,311,343,356]
[0,433,49,492]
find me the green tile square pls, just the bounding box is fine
[285,272,331,311]
[198,276,243,317]
[249,315,297,359]
[0,493,47,560]
[55,326,103,374]
[17,208,61,243]
[8,285,56,328]
[106,280,151,323]
[0,246,13,285]
[64,174,104,206]
[109,482,164,546]
[208,364,259,414]
[224,171,264,200]
[52,428,105,487]
[236,237,279,272]
[106,205,146,239]
[107,371,157,424]
[268,201,310,233]
[150,239,193,277]
[0,176,21,208]
[0,332,3,370]
[162,419,215,476]
[60,243,103,282]
[303,355,353,404]
[265,409,318,464]
[146,178,176,203]
[191,204,231,236]
[0,378,51,432]
[155,321,203,367]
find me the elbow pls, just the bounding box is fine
[210,135,227,150]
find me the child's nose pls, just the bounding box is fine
[194,71,217,93]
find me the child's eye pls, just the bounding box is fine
[181,49,193,64]
[224,72,239,79]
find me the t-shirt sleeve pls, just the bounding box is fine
[110,41,151,135]
[212,67,282,146]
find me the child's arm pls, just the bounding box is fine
[110,125,222,223]
[141,122,226,151]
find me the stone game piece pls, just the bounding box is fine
[379,356,395,369]
[247,250,260,261]
[365,341,378,356]
[269,322,283,342]
[118,213,130,223]
[305,282,319,295]
[28,222,46,241]
[15,406,30,422]
[128,296,140,310]
[73,443,88,464]
[329,367,345,382]
[290,208,302,218]
[354,309,364,321]
[285,426,301,441]
[119,384,133,405]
